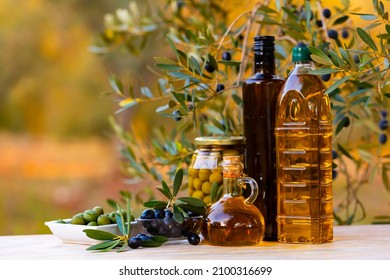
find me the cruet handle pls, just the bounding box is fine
[239,177,259,205]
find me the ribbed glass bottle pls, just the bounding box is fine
[242,36,285,241]
[275,43,333,244]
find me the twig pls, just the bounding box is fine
[216,10,252,51]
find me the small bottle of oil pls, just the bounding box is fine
[275,43,333,244]
[201,155,265,246]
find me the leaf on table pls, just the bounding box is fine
[86,240,118,251]
[83,229,118,241]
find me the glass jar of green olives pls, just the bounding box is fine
[188,136,245,205]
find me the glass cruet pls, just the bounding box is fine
[201,155,265,246]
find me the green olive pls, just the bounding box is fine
[70,214,86,225]
[93,206,104,216]
[97,215,111,225]
[109,212,117,223]
[83,210,99,223]
[87,221,98,226]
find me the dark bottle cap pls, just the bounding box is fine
[253,36,276,73]
[292,42,311,62]
[253,36,275,52]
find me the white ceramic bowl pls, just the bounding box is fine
[45,219,140,244]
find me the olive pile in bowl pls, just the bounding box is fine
[137,208,202,239]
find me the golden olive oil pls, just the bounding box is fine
[275,44,333,244]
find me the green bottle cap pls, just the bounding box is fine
[292,43,311,62]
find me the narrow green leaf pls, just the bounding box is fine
[328,50,343,68]
[173,204,184,224]
[115,212,126,236]
[86,240,118,251]
[210,182,219,203]
[157,187,170,198]
[189,56,201,74]
[325,76,350,95]
[143,200,168,208]
[141,240,164,247]
[173,168,183,196]
[386,24,390,35]
[155,64,182,71]
[333,15,349,25]
[154,56,177,65]
[83,229,118,241]
[350,13,377,20]
[308,46,333,65]
[119,191,132,200]
[156,104,170,113]
[161,180,173,199]
[337,143,354,160]
[151,236,169,243]
[116,241,128,252]
[232,94,243,106]
[309,68,341,75]
[106,199,118,209]
[365,21,382,30]
[311,55,333,66]
[206,53,219,72]
[167,36,180,61]
[335,120,346,135]
[333,211,344,225]
[357,27,378,51]
[178,204,205,215]
[177,197,207,207]
[109,75,124,94]
[351,96,369,106]
[216,186,223,200]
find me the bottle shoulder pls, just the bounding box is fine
[244,73,285,84]
[280,73,326,95]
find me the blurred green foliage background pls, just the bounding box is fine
[0,0,140,235]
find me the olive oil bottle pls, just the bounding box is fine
[201,155,265,246]
[275,43,333,244]
[242,36,285,241]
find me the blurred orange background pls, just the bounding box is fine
[0,0,389,235]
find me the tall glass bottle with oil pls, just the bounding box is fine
[242,36,285,241]
[275,43,333,244]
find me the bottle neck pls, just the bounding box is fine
[254,51,276,75]
[223,177,242,197]
[291,61,315,74]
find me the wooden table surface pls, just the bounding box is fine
[0,225,389,260]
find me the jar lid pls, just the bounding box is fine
[194,136,244,146]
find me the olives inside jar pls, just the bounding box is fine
[188,136,244,205]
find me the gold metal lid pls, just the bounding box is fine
[194,136,245,146]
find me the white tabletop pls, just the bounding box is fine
[0,224,389,260]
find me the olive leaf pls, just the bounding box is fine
[86,240,121,251]
[356,27,378,51]
[83,229,118,241]
[177,197,207,207]
[143,200,168,209]
[143,168,207,224]
[172,168,183,197]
